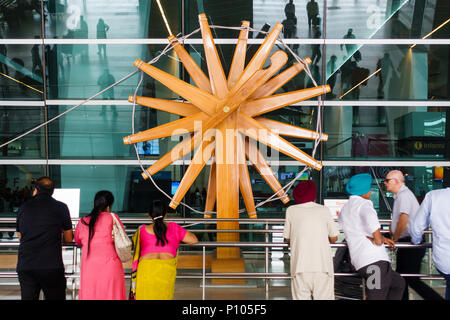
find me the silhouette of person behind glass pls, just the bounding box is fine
[285,0,295,19]
[98,69,117,116]
[0,36,8,75]
[311,25,322,65]
[31,36,43,74]
[282,0,297,40]
[306,0,319,29]
[77,15,89,61]
[340,28,356,56]
[326,55,339,97]
[96,18,110,57]
[376,53,396,99]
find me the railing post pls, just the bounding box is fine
[362,278,366,300]
[72,245,77,300]
[202,245,206,300]
[428,230,433,287]
[265,222,269,300]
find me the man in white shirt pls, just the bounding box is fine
[384,170,442,300]
[339,173,404,300]
[283,180,339,300]
[410,187,450,300]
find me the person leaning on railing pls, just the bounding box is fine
[74,190,127,300]
[338,173,405,300]
[384,170,443,300]
[129,200,198,300]
[283,180,339,300]
[410,186,450,300]
[16,177,73,300]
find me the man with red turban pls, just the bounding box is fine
[283,180,339,300]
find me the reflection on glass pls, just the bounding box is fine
[48,105,186,159]
[0,1,42,38]
[186,0,322,39]
[324,106,449,160]
[325,45,449,100]
[45,0,180,39]
[0,44,44,100]
[45,44,179,99]
[0,165,46,215]
[326,0,449,39]
[0,106,45,159]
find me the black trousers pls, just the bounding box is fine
[18,269,67,300]
[396,237,443,300]
[358,260,405,300]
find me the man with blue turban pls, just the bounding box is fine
[338,173,405,300]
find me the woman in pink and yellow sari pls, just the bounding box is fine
[129,200,198,300]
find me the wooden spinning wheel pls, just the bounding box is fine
[124,14,329,259]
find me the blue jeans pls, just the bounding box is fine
[437,269,450,300]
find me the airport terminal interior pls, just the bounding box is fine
[0,0,449,299]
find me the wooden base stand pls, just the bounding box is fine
[210,258,246,285]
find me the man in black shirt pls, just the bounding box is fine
[16,177,73,300]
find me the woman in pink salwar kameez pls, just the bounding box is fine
[75,190,126,300]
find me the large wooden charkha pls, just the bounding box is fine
[123,14,328,284]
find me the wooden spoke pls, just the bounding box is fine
[249,57,312,100]
[255,117,328,141]
[237,133,257,219]
[204,160,217,218]
[228,21,250,89]
[128,95,199,117]
[134,59,218,116]
[200,50,288,135]
[231,22,283,92]
[244,137,290,204]
[169,140,216,209]
[123,112,209,145]
[241,85,330,117]
[198,13,229,99]
[238,112,322,170]
[168,35,212,94]
[141,134,195,179]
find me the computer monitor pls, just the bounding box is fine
[171,181,180,195]
[136,140,159,155]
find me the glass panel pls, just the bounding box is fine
[324,106,449,160]
[326,0,450,39]
[0,165,46,214]
[45,44,180,99]
[324,44,450,100]
[0,106,46,159]
[186,0,324,39]
[0,1,42,38]
[0,44,45,100]
[49,164,184,215]
[48,105,186,159]
[323,166,449,217]
[45,0,181,39]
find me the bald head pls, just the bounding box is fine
[384,170,405,194]
[387,170,404,182]
[34,176,55,195]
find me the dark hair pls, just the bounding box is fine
[34,176,55,195]
[82,190,114,255]
[149,200,168,246]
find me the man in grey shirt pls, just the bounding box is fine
[384,170,442,300]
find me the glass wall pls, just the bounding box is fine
[1,0,449,217]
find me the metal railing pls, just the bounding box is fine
[0,217,444,300]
